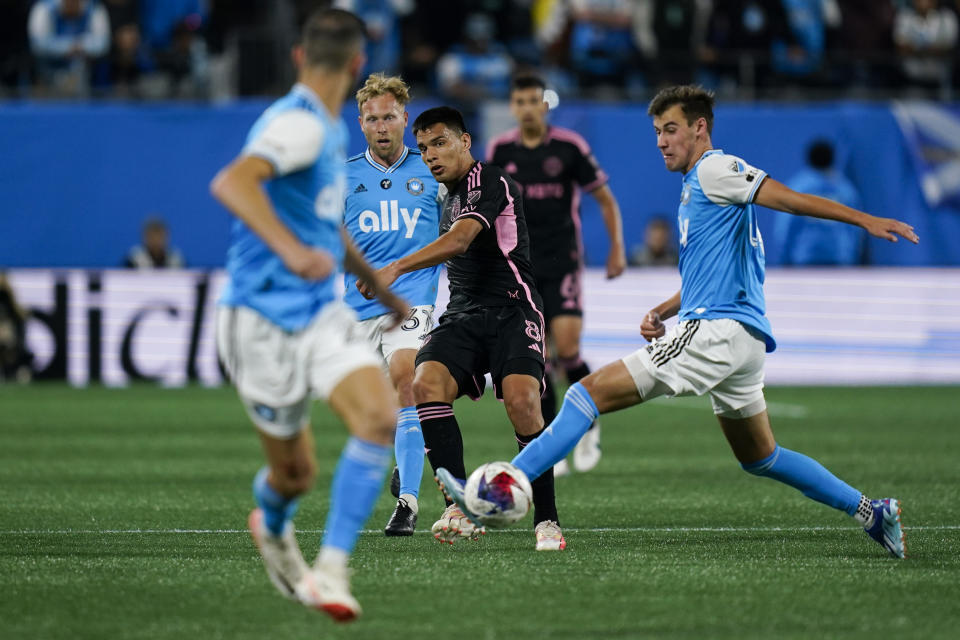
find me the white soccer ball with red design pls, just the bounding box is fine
[464,461,533,527]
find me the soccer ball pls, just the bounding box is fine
[463,461,533,527]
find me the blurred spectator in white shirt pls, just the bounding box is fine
[28,0,110,97]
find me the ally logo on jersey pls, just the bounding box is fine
[343,147,443,320]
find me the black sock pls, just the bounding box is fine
[564,359,590,385]
[516,429,559,525]
[563,358,595,431]
[417,402,465,505]
[541,377,558,427]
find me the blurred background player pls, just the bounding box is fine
[343,72,442,537]
[359,106,565,551]
[444,85,917,559]
[487,74,626,476]
[210,9,409,622]
[630,216,679,267]
[773,139,867,266]
[123,217,186,269]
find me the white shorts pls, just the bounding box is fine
[621,318,767,418]
[356,305,435,367]
[216,302,381,438]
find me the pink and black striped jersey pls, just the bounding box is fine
[486,126,608,276]
[440,161,543,315]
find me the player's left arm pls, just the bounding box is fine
[589,184,627,278]
[754,178,919,244]
[357,218,483,299]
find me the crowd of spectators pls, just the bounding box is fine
[1,0,959,101]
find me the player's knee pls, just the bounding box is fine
[412,375,446,404]
[504,391,542,432]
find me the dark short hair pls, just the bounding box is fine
[412,106,468,136]
[143,217,168,233]
[511,74,546,93]
[807,139,834,169]
[301,8,366,70]
[647,85,715,134]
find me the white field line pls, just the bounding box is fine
[3,525,957,535]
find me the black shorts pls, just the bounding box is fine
[536,266,583,323]
[416,305,545,400]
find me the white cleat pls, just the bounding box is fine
[534,520,567,551]
[295,561,362,623]
[572,422,601,472]
[248,508,309,601]
[553,458,571,477]
[431,503,484,544]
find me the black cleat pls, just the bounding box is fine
[389,465,400,498]
[384,498,417,537]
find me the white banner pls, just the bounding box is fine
[7,268,960,387]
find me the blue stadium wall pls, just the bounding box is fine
[1,100,958,267]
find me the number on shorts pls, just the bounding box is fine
[401,308,420,331]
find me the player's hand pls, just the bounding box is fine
[284,246,336,280]
[356,263,400,300]
[380,294,411,331]
[863,217,919,244]
[606,244,627,279]
[640,311,665,342]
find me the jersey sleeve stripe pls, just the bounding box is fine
[747,171,768,203]
[459,211,491,229]
[581,173,609,193]
[549,126,594,156]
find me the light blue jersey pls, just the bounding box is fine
[220,83,349,331]
[343,147,442,320]
[677,149,776,352]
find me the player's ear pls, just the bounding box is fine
[462,132,472,151]
[291,45,305,70]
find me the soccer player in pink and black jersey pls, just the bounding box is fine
[487,74,627,475]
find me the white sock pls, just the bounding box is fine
[399,493,419,514]
[853,494,875,528]
[318,545,349,569]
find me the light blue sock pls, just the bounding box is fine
[396,406,425,498]
[512,382,599,481]
[322,437,392,553]
[741,444,861,514]
[253,467,299,536]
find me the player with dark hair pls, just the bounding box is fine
[211,9,407,622]
[359,105,566,551]
[487,74,626,475]
[440,84,917,559]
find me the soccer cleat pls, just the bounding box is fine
[389,465,400,499]
[553,458,571,477]
[434,467,485,528]
[430,499,484,544]
[572,421,601,472]
[864,498,907,559]
[534,520,566,551]
[248,508,309,601]
[384,498,417,536]
[295,561,362,623]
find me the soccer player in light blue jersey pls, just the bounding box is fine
[344,73,442,536]
[438,85,919,559]
[210,10,409,623]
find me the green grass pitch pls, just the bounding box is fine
[1,384,958,639]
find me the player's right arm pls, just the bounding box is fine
[640,290,681,342]
[356,218,483,299]
[755,178,919,244]
[210,156,335,280]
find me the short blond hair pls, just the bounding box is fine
[356,73,411,111]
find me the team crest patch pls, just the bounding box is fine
[450,195,462,219]
[380,178,392,189]
[543,156,563,177]
[467,189,482,205]
[681,184,692,205]
[406,177,424,195]
[505,162,518,174]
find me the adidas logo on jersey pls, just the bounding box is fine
[354,183,368,193]
[357,199,421,238]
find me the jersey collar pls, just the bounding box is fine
[291,83,328,113]
[364,146,410,173]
